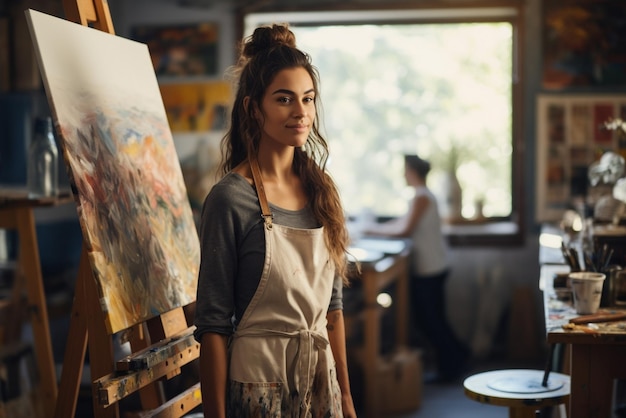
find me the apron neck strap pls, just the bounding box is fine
[249,157,273,229]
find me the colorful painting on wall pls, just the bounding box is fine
[26,10,200,334]
[160,81,231,132]
[542,0,626,90]
[131,22,219,79]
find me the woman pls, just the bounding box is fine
[364,154,469,382]
[194,24,357,417]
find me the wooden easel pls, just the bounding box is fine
[50,2,202,417]
[0,193,73,415]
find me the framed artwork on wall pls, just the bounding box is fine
[131,22,219,79]
[536,94,626,222]
[159,81,231,132]
[542,0,626,90]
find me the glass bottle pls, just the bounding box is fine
[27,116,59,197]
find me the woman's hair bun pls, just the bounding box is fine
[242,24,296,59]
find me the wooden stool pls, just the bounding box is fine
[464,369,570,418]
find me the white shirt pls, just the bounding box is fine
[409,186,449,276]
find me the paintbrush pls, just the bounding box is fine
[583,251,596,272]
[603,248,614,272]
[600,244,609,268]
[561,243,577,271]
[569,247,582,272]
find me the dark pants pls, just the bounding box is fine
[410,269,469,379]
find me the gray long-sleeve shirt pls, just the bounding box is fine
[193,172,343,341]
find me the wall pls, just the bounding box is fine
[448,0,545,358]
[108,0,236,77]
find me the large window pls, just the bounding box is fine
[245,7,522,237]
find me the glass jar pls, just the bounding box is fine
[27,116,59,197]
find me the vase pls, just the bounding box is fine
[440,170,463,221]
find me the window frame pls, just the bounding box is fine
[238,2,525,246]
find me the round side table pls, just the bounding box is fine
[463,369,570,418]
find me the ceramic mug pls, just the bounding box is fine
[569,272,606,315]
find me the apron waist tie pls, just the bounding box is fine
[233,328,329,412]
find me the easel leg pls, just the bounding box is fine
[16,208,57,412]
[4,262,25,343]
[54,251,88,418]
[54,247,118,418]
[82,248,118,418]
[62,0,115,33]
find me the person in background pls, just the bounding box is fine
[193,24,357,417]
[364,154,470,382]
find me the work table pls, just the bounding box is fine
[344,237,413,417]
[541,263,626,418]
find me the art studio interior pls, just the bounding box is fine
[1,0,626,417]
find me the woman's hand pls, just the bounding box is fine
[341,393,357,418]
[327,310,357,417]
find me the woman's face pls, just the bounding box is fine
[257,67,316,149]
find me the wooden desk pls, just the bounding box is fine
[0,188,73,413]
[347,238,410,418]
[542,264,626,418]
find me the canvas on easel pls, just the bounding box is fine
[25,6,202,417]
[25,9,200,334]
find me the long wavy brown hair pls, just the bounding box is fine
[220,24,351,284]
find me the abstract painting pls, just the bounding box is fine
[131,23,219,79]
[543,0,626,90]
[26,9,200,334]
[160,81,231,132]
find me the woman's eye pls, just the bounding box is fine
[304,97,315,104]
[278,97,292,104]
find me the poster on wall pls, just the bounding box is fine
[131,22,219,79]
[536,94,626,222]
[542,0,626,90]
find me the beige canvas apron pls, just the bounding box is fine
[227,159,343,418]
